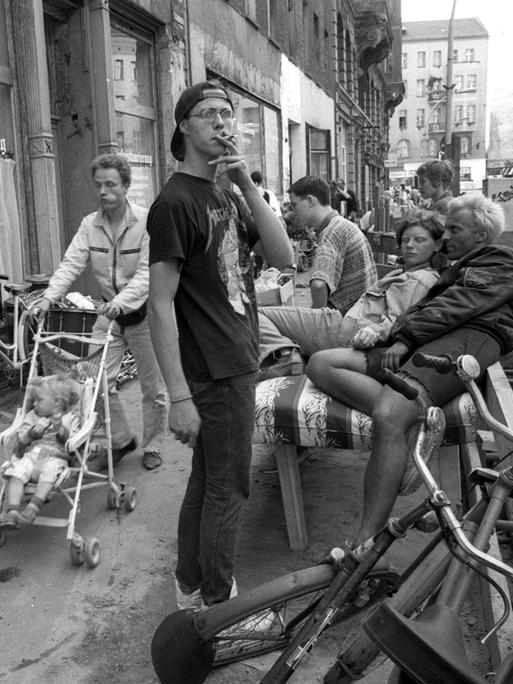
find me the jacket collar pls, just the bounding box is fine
[94,199,138,230]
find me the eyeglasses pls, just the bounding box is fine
[187,107,234,122]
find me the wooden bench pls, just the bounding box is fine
[254,374,479,551]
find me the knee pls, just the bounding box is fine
[372,395,416,434]
[306,351,330,385]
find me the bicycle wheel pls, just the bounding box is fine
[196,564,398,671]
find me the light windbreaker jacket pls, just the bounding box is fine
[340,266,440,344]
[44,202,149,313]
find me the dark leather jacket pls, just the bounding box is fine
[390,244,513,354]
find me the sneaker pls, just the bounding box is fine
[257,349,304,382]
[174,578,203,611]
[142,450,162,470]
[18,500,41,526]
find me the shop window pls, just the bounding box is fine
[221,82,281,197]
[110,22,157,208]
[307,126,330,181]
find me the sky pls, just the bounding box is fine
[401,0,513,102]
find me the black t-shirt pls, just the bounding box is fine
[147,172,259,382]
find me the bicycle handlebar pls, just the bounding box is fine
[379,368,419,400]
[412,351,453,373]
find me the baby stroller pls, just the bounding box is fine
[0,317,137,566]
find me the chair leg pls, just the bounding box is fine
[274,444,308,550]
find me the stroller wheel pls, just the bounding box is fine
[85,537,100,568]
[70,539,86,566]
[124,486,137,512]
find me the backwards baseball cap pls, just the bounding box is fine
[170,80,233,161]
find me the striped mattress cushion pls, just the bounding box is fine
[254,375,477,450]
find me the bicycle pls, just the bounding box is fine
[0,273,50,386]
[151,352,513,684]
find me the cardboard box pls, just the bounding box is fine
[256,273,295,306]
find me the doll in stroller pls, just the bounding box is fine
[0,374,80,529]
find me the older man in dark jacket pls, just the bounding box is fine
[350,193,513,545]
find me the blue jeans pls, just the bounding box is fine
[175,372,256,606]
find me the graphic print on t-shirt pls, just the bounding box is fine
[207,202,251,316]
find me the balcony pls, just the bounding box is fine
[428,123,445,133]
[428,91,445,103]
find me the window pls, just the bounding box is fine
[397,139,410,159]
[416,79,425,97]
[245,0,257,21]
[114,59,124,81]
[399,109,407,130]
[467,74,476,90]
[307,126,330,181]
[226,85,281,194]
[420,139,429,158]
[417,51,426,67]
[454,75,464,91]
[428,138,437,157]
[467,104,476,123]
[464,48,475,63]
[111,22,157,207]
[416,109,425,128]
[454,105,463,124]
[433,50,442,68]
[460,164,471,179]
[402,52,408,69]
[313,13,320,68]
[336,14,345,83]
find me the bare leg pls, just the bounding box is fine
[33,481,53,502]
[356,387,418,541]
[306,348,382,415]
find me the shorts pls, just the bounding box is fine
[5,445,68,485]
[396,328,501,407]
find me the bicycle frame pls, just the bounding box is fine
[362,357,513,683]
[0,286,42,385]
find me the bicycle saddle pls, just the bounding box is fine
[4,282,32,295]
[364,602,487,683]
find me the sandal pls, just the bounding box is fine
[143,451,162,470]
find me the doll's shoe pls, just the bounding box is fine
[18,500,41,526]
[0,508,20,529]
